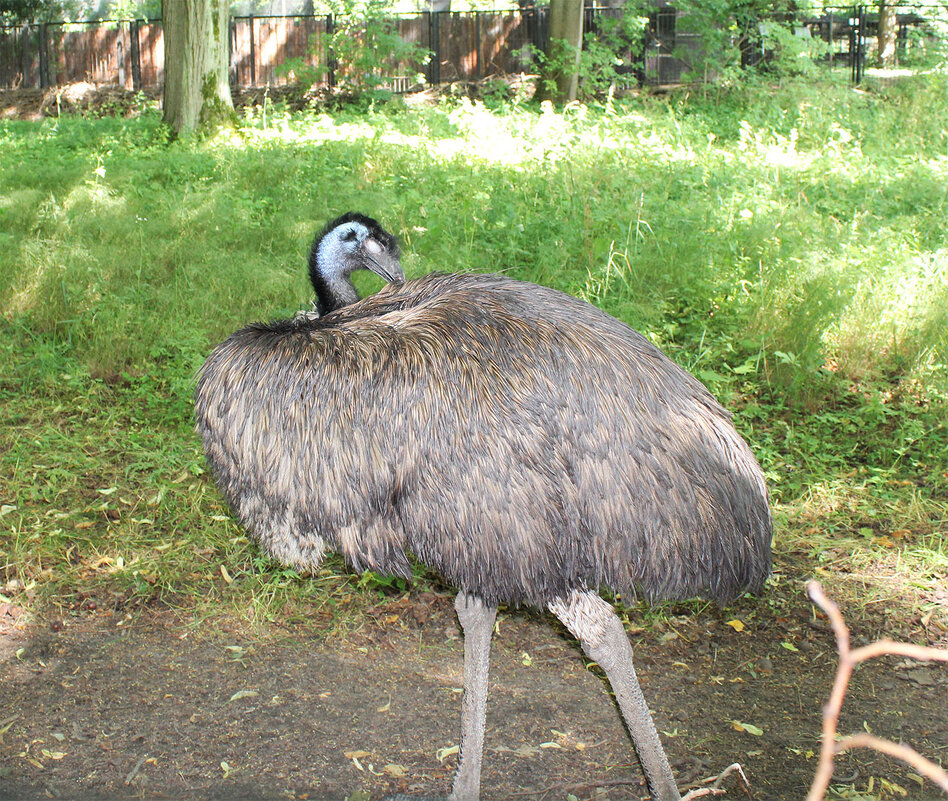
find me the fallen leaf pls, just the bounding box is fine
[436,744,459,763]
[725,619,745,632]
[0,505,16,516]
[780,641,799,652]
[227,690,258,703]
[96,487,117,496]
[344,750,372,760]
[220,761,232,778]
[383,763,407,777]
[731,721,764,736]
[521,652,533,666]
[41,749,66,760]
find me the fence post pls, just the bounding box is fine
[827,10,834,67]
[427,11,441,85]
[248,14,256,86]
[38,22,50,88]
[130,19,142,90]
[850,4,865,84]
[326,13,335,89]
[474,11,481,80]
[19,24,32,88]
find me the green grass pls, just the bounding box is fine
[1,75,946,631]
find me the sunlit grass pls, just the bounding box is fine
[1,75,946,631]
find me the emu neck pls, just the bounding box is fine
[312,270,360,316]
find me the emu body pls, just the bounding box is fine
[195,220,771,801]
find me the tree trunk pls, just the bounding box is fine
[876,1,897,67]
[538,0,583,104]
[162,0,234,136]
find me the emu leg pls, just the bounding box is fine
[448,592,497,801]
[549,591,681,801]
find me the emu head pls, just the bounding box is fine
[309,212,404,315]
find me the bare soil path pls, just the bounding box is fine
[1,584,945,801]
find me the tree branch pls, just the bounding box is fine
[805,581,948,801]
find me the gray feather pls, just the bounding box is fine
[195,271,771,609]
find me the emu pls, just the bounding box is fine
[194,213,772,801]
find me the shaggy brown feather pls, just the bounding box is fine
[195,271,771,609]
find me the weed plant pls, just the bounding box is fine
[1,75,945,632]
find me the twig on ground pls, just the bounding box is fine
[124,754,147,785]
[805,581,948,801]
[681,762,754,800]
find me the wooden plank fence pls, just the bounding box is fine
[0,7,938,92]
[0,11,549,91]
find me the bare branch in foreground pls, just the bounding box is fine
[805,581,948,801]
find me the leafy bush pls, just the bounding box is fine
[524,2,650,100]
[278,0,430,101]
[673,0,830,84]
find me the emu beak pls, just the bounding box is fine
[363,237,405,286]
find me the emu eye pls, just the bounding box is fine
[342,229,358,242]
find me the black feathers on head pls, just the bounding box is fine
[309,212,400,277]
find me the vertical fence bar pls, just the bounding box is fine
[248,14,256,85]
[850,4,866,84]
[849,6,859,83]
[326,13,335,89]
[38,22,50,87]
[130,19,142,90]
[474,11,480,80]
[427,11,441,85]
[19,24,32,88]
[827,10,834,67]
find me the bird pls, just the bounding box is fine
[194,213,772,801]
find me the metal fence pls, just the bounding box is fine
[0,5,941,92]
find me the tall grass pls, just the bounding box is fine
[1,75,946,621]
[3,77,946,389]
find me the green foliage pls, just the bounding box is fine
[673,0,830,84]
[0,0,74,23]
[278,0,430,101]
[1,76,946,625]
[899,13,948,70]
[525,3,650,100]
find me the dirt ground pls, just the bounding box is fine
[0,83,412,121]
[1,576,946,801]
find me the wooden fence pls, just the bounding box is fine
[0,7,939,92]
[0,11,549,91]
